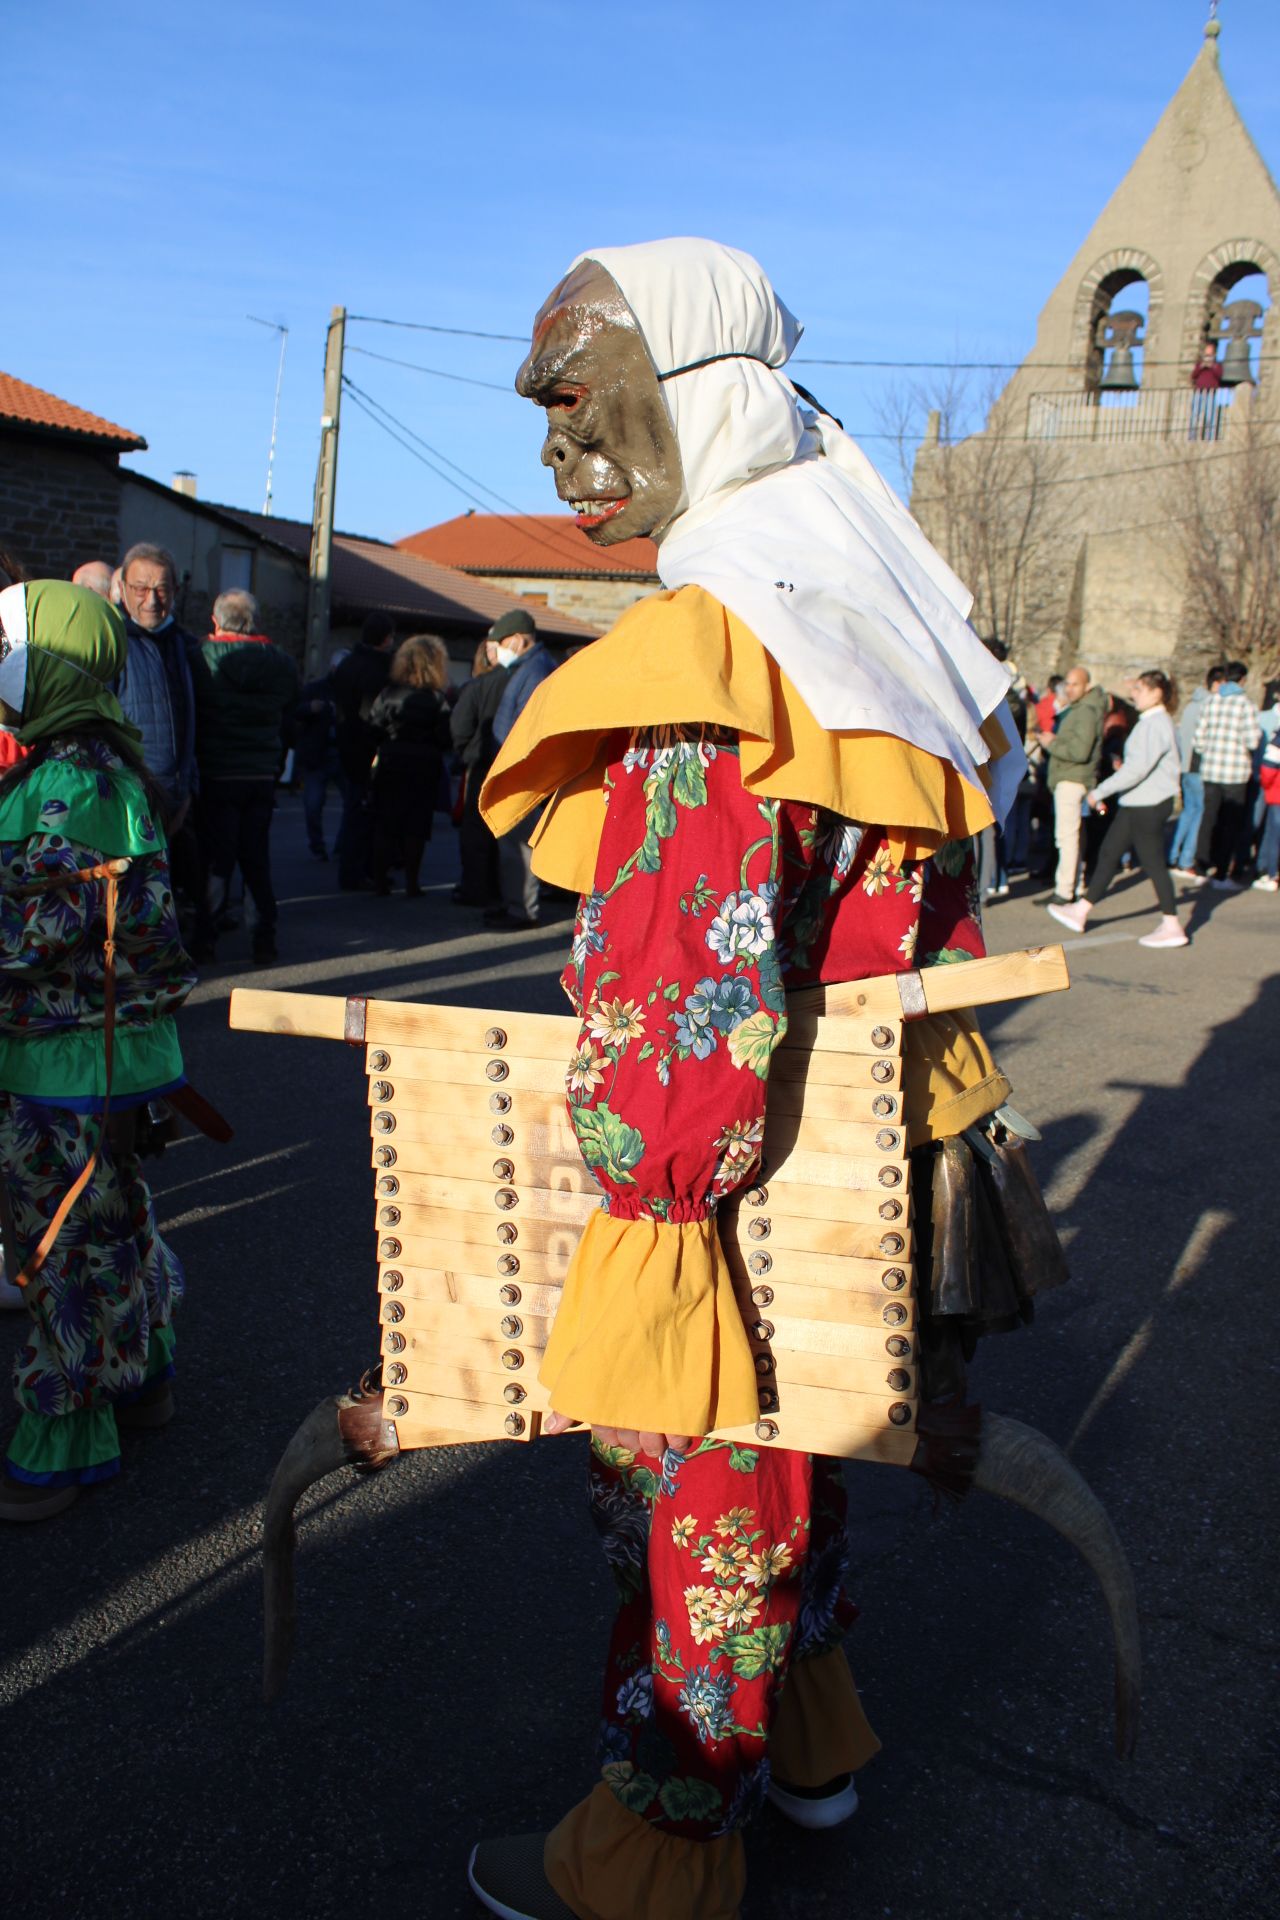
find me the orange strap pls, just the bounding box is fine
[13,860,128,1289]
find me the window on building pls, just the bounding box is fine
[219,546,253,592]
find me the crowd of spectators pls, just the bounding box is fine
[12,537,1280,963]
[979,640,1280,950]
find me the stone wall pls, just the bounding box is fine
[472,570,656,628]
[0,434,122,580]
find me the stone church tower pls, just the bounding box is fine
[911,13,1278,688]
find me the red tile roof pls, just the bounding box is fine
[397,511,658,579]
[329,534,600,640]
[209,502,600,642]
[0,371,146,450]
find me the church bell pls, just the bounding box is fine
[1096,310,1144,391]
[1218,299,1264,386]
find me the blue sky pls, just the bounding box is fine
[10,1,1279,544]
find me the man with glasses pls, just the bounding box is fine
[115,543,216,958]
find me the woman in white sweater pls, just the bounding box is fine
[1048,671,1187,949]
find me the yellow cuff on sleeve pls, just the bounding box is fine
[538,1209,760,1435]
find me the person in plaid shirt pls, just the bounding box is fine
[1191,663,1262,887]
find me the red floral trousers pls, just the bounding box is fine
[587,1436,856,1841]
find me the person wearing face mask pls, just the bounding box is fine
[471,240,1055,1920]
[487,607,558,928]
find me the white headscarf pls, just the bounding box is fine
[572,238,1025,822]
[0,582,30,718]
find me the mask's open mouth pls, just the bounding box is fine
[567,496,630,530]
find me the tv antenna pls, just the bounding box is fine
[247,315,289,516]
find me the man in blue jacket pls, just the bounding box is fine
[115,541,217,958]
[488,609,557,928]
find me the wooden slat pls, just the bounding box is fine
[731,1181,912,1230]
[365,1051,573,1096]
[371,1145,904,1214]
[385,1332,553,1394]
[366,1011,576,1067]
[756,1349,917,1395]
[380,1296,553,1347]
[369,1116,905,1180]
[368,1090,909,1144]
[722,1209,913,1258]
[375,1154,602,1198]
[379,1268,564,1319]
[764,1066,899,1111]
[372,1120,908,1215]
[714,1418,918,1465]
[727,1267,917,1327]
[230,987,348,1040]
[789,945,1069,1020]
[234,948,1066,1054]
[748,1315,915,1362]
[375,1184,598,1232]
[371,1084,564,1133]
[371,1065,899,1129]
[771,1042,901,1086]
[397,1362,554,1410]
[380,1211,586,1263]
[388,1387,538,1445]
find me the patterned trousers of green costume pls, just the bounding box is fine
[2,1094,183,1486]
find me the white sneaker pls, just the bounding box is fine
[767,1773,860,1830]
[1047,901,1089,933]
[1251,875,1278,892]
[1139,922,1189,948]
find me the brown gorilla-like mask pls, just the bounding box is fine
[515,259,684,545]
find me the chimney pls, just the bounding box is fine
[172,471,197,498]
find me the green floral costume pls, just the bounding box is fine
[0,584,195,1486]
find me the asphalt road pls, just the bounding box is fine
[2,799,1277,1920]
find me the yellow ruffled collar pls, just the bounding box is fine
[480,585,997,895]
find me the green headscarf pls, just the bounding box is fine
[1,581,144,766]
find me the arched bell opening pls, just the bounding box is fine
[1088,271,1150,406]
[1204,264,1270,387]
[1187,263,1270,443]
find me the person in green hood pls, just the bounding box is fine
[0,581,196,1522]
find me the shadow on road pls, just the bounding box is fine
[2,821,1276,1918]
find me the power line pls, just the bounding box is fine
[346,310,1277,372]
[347,343,513,392]
[343,337,1272,451]
[347,314,526,342]
[795,354,1280,371]
[341,376,636,572]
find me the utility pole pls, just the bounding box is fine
[305,305,346,681]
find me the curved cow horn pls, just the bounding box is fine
[973,1412,1140,1758]
[263,1372,399,1704]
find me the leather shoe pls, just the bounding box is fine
[484,910,539,931]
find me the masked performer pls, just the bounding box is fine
[470,240,1032,1920]
[0,583,194,1520]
